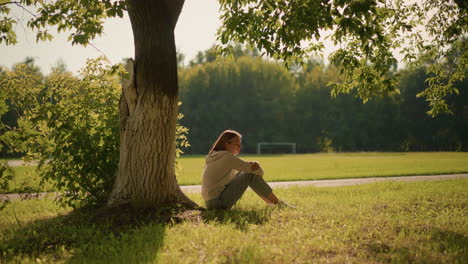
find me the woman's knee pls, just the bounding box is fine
[249,173,265,183]
[241,172,258,183]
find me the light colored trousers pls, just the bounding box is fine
[205,172,273,210]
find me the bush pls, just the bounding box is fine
[1,57,189,208]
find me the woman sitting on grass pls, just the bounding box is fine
[202,129,292,210]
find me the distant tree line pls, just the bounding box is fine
[1,49,467,157]
[178,47,468,154]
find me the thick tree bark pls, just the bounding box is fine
[108,0,197,208]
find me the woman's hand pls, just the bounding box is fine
[249,161,260,171]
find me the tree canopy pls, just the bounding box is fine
[1,0,466,115]
[216,0,467,116]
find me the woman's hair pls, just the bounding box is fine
[208,130,242,154]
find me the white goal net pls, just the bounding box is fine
[257,142,296,154]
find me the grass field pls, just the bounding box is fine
[0,158,17,162]
[4,152,468,193]
[176,152,468,184]
[3,166,55,194]
[1,179,466,263]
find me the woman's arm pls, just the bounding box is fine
[226,153,264,176]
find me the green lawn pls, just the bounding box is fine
[4,152,468,193]
[176,152,468,185]
[3,166,55,194]
[1,179,466,263]
[0,158,17,162]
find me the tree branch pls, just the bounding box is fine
[0,1,19,7]
[14,3,37,18]
[89,42,108,59]
[10,11,32,45]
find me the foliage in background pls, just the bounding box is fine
[179,49,468,154]
[0,1,466,117]
[179,54,297,154]
[0,1,466,155]
[0,57,190,208]
[217,0,468,116]
[1,51,467,158]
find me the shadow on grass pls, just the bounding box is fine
[0,205,274,262]
[0,206,172,263]
[200,207,273,231]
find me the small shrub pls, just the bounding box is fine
[0,78,13,210]
[0,163,13,210]
[1,57,189,208]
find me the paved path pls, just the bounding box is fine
[2,173,467,201]
[3,160,39,167]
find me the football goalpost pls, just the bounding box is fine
[257,142,296,154]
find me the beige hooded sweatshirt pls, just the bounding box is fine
[201,150,264,201]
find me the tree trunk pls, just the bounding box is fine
[107,0,197,208]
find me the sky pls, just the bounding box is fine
[0,1,410,75]
[0,0,223,75]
